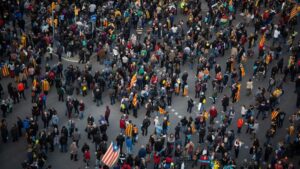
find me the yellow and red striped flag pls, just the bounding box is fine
[129,73,137,89]
[132,94,138,107]
[101,142,120,167]
[259,34,265,49]
[289,6,299,21]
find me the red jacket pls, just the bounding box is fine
[84,151,91,160]
[17,83,25,92]
[154,153,160,164]
[237,118,244,128]
[122,163,131,169]
[209,108,217,118]
[165,156,173,163]
[120,119,126,129]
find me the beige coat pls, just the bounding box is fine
[70,142,78,154]
[231,47,238,57]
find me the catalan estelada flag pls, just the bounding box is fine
[101,142,120,167]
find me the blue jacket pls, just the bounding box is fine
[23,119,30,129]
[138,148,147,158]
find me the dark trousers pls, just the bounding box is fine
[58,94,64,101]
[70,154,78,161]
[142,127,148,136]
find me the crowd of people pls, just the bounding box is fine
[0,0,300,169]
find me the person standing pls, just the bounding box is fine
[72,128,81,146]
[1,100,8,118]
[79,100,85,120]
[187,98,194,113]
[57,86,65,102]
[221,95,229,112]
[234,138,242,158]
[142,117,151,136]
[17,117,23,137]
[104,106,110,126]
[116,133,125,153]
[17,82,26,100]
[59,133,68,153]
[126,136,133,154]
[237,117,244,134]
[78,50,85,64]
[84,149,91,168]
[209,106,218,124]
[0,120,8,143]
[246,79,253,96]
[42,111,51,128]
[167,89,173,106]
[10,124,19,142]
[70,141,78,161]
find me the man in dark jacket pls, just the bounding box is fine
[10,124,18,142]
[1,100,8,118]
[94,88,103,106]
[142,117,151,136]
[1,119,8,143]
[221,95,229,112]
[116,133,125,153]
[187,98,194,113]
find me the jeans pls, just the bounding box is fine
[79,111,84,119]
[127,146,132,154]
[60,144,67,152]
[110,96,115,105]
[96,99,102,106]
